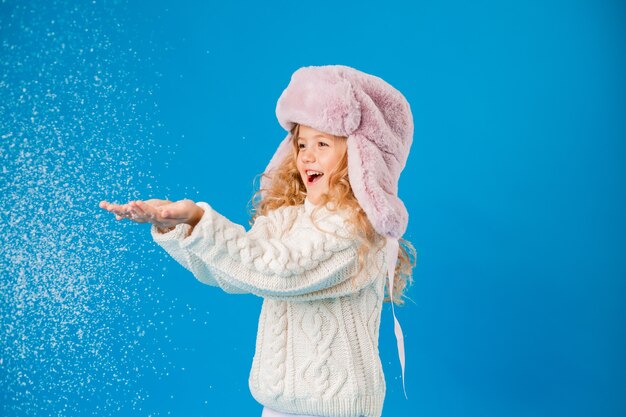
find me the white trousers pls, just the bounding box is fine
[261,407,319,417]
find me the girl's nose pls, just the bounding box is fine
[301,149,316,162]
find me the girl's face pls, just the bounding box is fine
[296,125,346,205]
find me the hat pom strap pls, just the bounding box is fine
[385,236,407,399]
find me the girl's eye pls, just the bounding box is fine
[298,142,329,149]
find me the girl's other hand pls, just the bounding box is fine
[99,199,204,231]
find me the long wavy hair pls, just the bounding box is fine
[247,124,417,305]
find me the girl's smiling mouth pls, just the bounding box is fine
[306,170,324,184]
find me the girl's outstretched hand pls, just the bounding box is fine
[99,198,205,232]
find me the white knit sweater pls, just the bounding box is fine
[151,197,388,417]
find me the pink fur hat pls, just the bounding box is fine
[261,64,414,240]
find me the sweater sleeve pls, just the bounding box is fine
[150,201,372,299]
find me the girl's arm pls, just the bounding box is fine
[151,202,384,300]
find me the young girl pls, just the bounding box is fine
[100,65,416,417]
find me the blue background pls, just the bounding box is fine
[1,0,624,416]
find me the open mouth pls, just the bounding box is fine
[306,171,324,185]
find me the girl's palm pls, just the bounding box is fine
[99,198,203,230]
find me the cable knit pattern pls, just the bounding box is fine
[151,198,388,417]
[261,300,288,399]
[299,302,348,400]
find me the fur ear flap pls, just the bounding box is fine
[347,134,408,239]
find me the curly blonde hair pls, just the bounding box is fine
[247,124,417,305]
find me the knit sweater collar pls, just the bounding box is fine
[304,197,340,217]
[304,196,317,215]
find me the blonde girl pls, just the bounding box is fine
[101,64,417,417]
